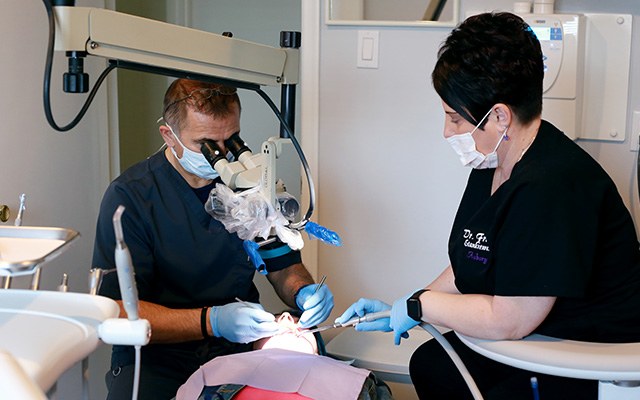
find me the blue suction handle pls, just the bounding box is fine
[243,240,267,275]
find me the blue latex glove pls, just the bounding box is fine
[390,292,422,345]
[295,283,334,328]
[210,302,280,344]
[335,298,392,332]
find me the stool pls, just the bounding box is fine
[457,332,640,400]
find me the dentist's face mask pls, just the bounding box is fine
[166,124,219,180]
[446,108,507,169]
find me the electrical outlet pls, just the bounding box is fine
[630,111,640,152]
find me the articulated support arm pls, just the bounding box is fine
[53,6,299,88]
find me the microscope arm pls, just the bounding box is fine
[53,6,299,87]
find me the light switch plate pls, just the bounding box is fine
[357,30,379,69]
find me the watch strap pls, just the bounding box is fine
[410,289,429,300]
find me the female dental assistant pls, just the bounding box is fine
[336,12,640,400]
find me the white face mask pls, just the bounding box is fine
[446,109,507,169]
[166,125,219,180]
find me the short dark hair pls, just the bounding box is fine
[162,79,241,131]
[432,12,544,127]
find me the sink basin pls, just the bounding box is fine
[0,226,79,277]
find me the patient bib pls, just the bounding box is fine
[176,348,370,400]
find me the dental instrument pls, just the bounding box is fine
[97,205,151,400]
[14,193,44,291]
[88,267,116,295]
[14,193,26,227]
[57,272,68,292]
[299,310,391,336]
[113,205,139,321]
[313,275,327,294]
[233,297,292,336]
[234,297,262,310]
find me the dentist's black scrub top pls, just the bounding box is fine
[92,150,301,366]
[449,120,640,343]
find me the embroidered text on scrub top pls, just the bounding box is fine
[463,229,490,265]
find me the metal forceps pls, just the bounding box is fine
[298,309,391,335]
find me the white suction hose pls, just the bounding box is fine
[420,323,484,400]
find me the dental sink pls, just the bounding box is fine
[0,226,79,276]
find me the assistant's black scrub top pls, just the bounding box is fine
[449,120,640,342]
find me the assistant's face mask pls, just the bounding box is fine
[166,125,219,180]
[446,108,507,169]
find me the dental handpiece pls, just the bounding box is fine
[336,309,391,328]
[113,205,140,321]
[301,309,391,335]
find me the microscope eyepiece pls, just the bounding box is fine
[224,133,251,160]
[201,140,227,168]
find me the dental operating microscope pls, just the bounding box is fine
[45,0,339,271]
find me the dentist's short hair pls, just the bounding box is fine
[162,79,241,132]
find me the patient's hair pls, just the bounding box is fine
[432,12,544,128]
[162,78,241,132]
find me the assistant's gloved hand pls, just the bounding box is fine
[335,298,392,332]
[295,283,334,328]
[210,302,280,344]
[390,292,421,345]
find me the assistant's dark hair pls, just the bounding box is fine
[432,12,543,127]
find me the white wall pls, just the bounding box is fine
[1,1,113,399]
[318,2,464,322]
[317,0,640,331]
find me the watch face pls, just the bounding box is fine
[407,299,422,321]
[407,289,427,321]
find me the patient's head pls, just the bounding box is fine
[253,312,318,354]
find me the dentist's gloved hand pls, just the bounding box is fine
[390,292,422,345]
[295,283,334,328]
[335,298,391,332]
[210,302,280,344]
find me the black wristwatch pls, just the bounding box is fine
[406,289,429,321]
